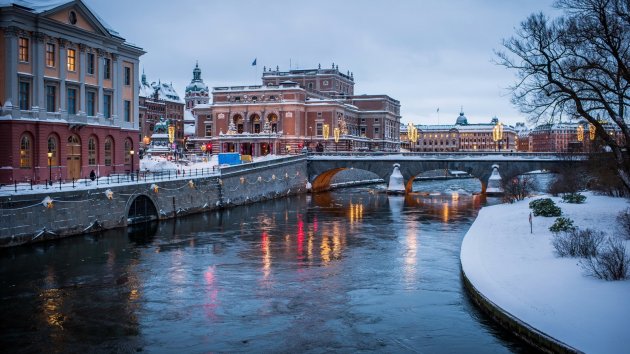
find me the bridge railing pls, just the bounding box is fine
[306,151,589,160]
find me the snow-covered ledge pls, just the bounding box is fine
[460,193,630,354]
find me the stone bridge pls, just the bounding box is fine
[307,152,585,193]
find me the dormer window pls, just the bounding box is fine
[252,96,257,101]
[235,96,241,102]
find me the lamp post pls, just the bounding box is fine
[130,149,134,181]
[323,124,329,152]
[492,121,503,151]
[309,126,312,149]
[334,127,340,152]
[47,151,52,185]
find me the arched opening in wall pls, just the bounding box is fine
[250,114,261,133]
[312,168,384,193]
[128,195,158,225]
[405,169,481,195]
[233,114,244,133]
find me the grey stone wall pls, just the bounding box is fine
[0,156,307,247]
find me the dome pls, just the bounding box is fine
[185,81,208,93]
[186,62,208,93]
[456,111,468,125]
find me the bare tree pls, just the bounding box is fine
[497,0,630,192]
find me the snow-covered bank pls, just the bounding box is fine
[461,193,630,353]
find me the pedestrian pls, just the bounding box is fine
[89,170,96,181]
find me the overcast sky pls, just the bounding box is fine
[84,0,556,126]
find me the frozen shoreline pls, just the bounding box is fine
[460,192,630,353]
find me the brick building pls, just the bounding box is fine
[409,112,517,152]
[192,64,401,155]
[138,72,184,150]
[0,0,144,183]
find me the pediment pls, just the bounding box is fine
[42,1,113,38]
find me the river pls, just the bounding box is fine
[0,177,548,353]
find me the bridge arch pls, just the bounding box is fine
[127,194,159,225]
[307,154,576,195]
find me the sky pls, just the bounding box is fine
[84,0,557,126]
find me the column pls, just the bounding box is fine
[58,38,67,116]
[32,32,45,116]
[112,53,119,121]
[3,27,18,114]
[78,44,86,116]
[97,49,104,117]
[132,59,140,129]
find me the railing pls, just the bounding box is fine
[0,167,221,195]
[306,151,588,159]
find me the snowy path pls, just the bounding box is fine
[461,193,630,353]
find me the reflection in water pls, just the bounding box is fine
[0,178,536,353]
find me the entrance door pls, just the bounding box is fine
[67,135,81,179]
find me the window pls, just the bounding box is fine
[46,43,55,67]
[46,85,56,112]
[19,37,29,62]
[104,58,111,79]
[104,137,113,166]
[375,127,380,135]
[88,137,97,165]
[19,134,31,168]
[87,53,95,75]
[67,48,76,71]
[47,136,58,166]
[19,81,30,110]
[316,123,323,136]
[124,66,131,85]
[67,88,76,115]
[205,124,212,137]
[124,139,132,164]
[87,91,96,116]
[103,94,111,118]
[124,100,131,122]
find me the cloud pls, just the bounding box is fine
[84,0,555,126]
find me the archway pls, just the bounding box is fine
[128,195,158,225]
[67,135,81,179]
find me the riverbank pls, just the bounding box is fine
[461,192,630,353]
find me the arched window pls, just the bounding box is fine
[124,139,132,164]
[104,137,113,166]
[47,135,58,166]
[19,134,32,168]
[88,136,97,166]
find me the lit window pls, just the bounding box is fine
[46,43,55,67]
[48,136,58,166]
[18,37,29,62]
[19,134,31,168]
[67,48,76,71]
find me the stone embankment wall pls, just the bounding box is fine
[0,156,308,247]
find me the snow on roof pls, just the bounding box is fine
[0,1,121,37]
[183,109,195,122]
[139,76,183,103]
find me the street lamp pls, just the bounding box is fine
[130,149,134,180]
[492,121,504,151]
[334,127,340,152]
[407,123,418,152]
[47,151,52,185]
[323,124,329,152]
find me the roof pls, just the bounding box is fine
[0,0,121,37]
